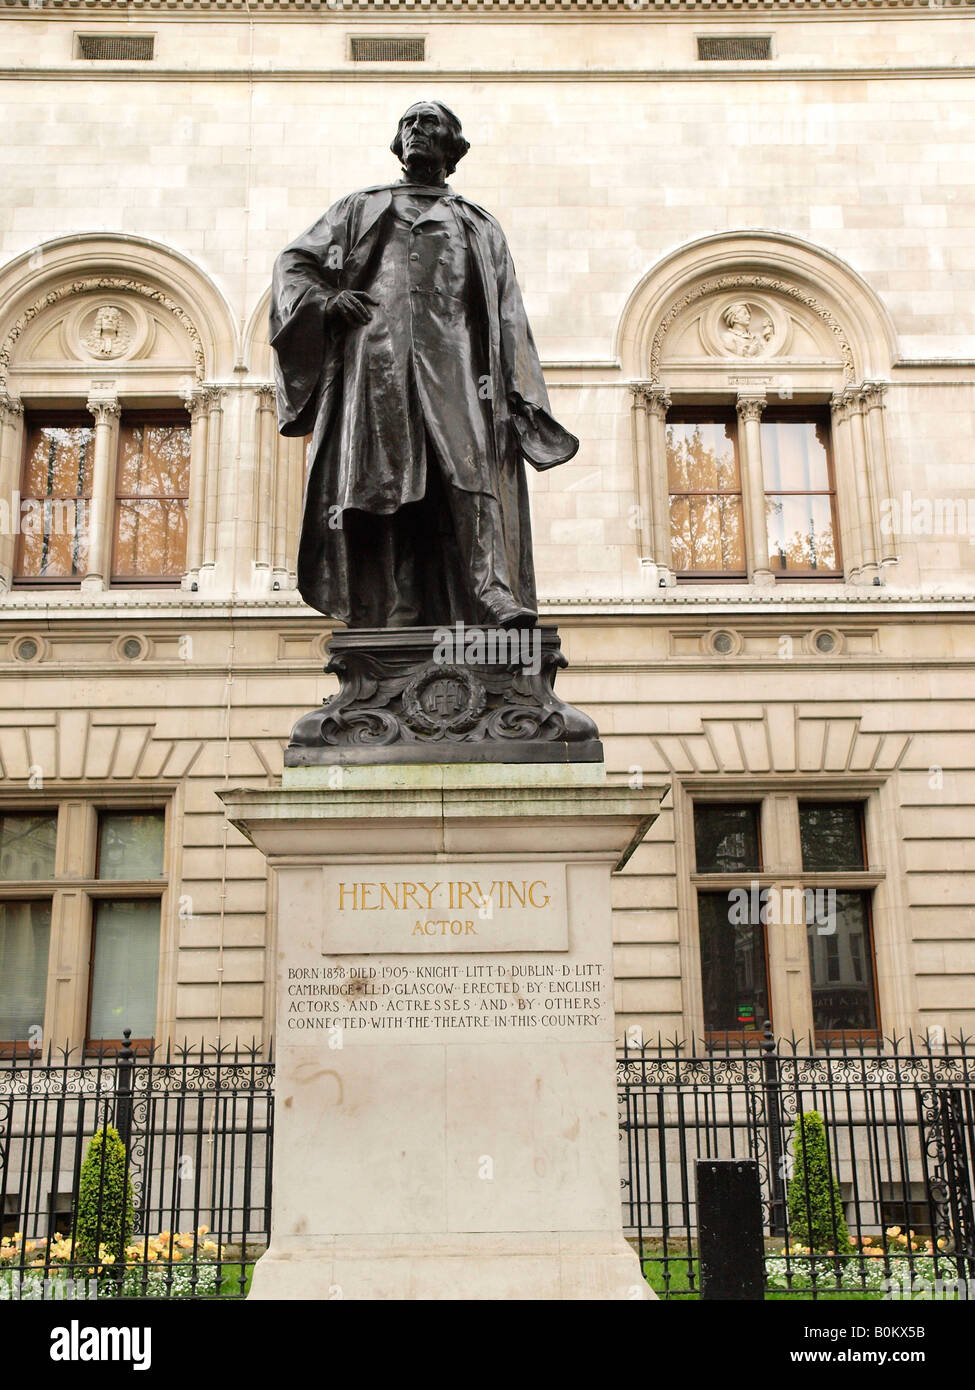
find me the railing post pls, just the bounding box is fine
[114,1027,136,1292]
[115,1028,134,1157]
[762,1019,788,1236]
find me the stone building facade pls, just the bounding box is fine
[0,0,972,1053]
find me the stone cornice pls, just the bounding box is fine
[1,588,974,620]
[2,0,972,12]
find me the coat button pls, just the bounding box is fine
[409,253,419,261]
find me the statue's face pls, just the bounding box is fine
[399,104,451,167]
[729,304,750,329]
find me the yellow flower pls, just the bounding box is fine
[885,1226,901,1237]
[197,1226,209,1237]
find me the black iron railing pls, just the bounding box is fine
[0,1033,272,1300]
[618,1024,975,1299]
[3,1026,974,1300]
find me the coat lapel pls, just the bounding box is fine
[343,189,393,281]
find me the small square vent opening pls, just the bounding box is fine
[77,34,155,62]
[350,36,426,63]
[697,36,772,62]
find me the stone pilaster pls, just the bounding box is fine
[0,392,25,590]
[736,392,773,586]
[82,389,120,592]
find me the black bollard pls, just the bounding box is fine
[696,1158,766,1300]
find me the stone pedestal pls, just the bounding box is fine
[221,761,663,1300]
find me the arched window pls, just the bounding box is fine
[0,235,235,593]
[620,232,899,588]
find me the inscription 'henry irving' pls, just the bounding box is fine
[337,879,552,911]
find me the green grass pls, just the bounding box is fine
[217,1262,255,1298]
[643,1256,893,1301]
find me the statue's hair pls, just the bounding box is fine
[391,102,471,177]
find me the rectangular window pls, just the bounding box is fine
[16,418,93,582]
[694,803,766,1037]
[88,810,165,1046]
[0,901,51,1044]
[694,803,761,874]
[112,417,190,582]
[698,891,769,1037]
[801,801,878,1038]
[762,413,840,577]
[88,899,160,1042]
[0,804,165,1051]
[799,802,866,871]
[97,810,165,880]
[807,892,878,1036]
[0,812,58,880]
[667,414,746,579]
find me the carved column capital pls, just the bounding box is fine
[631,384,671,419]
[86,398,120,425]
[859,380,889,412]
[187,384,225,418]
[830,387,860,424]
[735,392,766,424]
[0,392,24,423]
[255,383,277,411]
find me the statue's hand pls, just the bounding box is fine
[326,291,376,327]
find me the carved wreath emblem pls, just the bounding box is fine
[401,663,487,736]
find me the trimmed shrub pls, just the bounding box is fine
[787,1110,851,1254]
[75,1125,134,1265]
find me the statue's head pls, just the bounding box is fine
[391,102,470,178]
[723,302,751,331]
[95,305,122,335]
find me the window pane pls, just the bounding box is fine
[113,422,190,578]
[766,493,838,574]
[97,812,164,879]
[113,498,188,577]
[669,495,745,574]
[800,804,866,871]
[694,804,761,873]
[19,424,94,579]
[0,814,57,879]
[807,891,878,1033]
[699,891,769,1034]
[116,423,190,499]
[760,419,831,493]
[666,421,741,493]
[0,901,51,1041]
[88,899,160,1040]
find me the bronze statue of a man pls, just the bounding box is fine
[270,102,578,629]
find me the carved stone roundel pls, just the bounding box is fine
[401,663,487,735]
[703,294,789,361]
[83,303,132,359]
[67,298,149,366]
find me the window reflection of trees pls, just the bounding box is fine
[667,420,745,575]
[113,422,190,578]
[19,424,94,578]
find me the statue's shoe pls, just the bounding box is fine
[483,600,538,630]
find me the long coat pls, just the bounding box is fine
[269,182,577,623]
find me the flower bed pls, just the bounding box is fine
[765,1226,966,1296]
[0,1228,224,1300]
